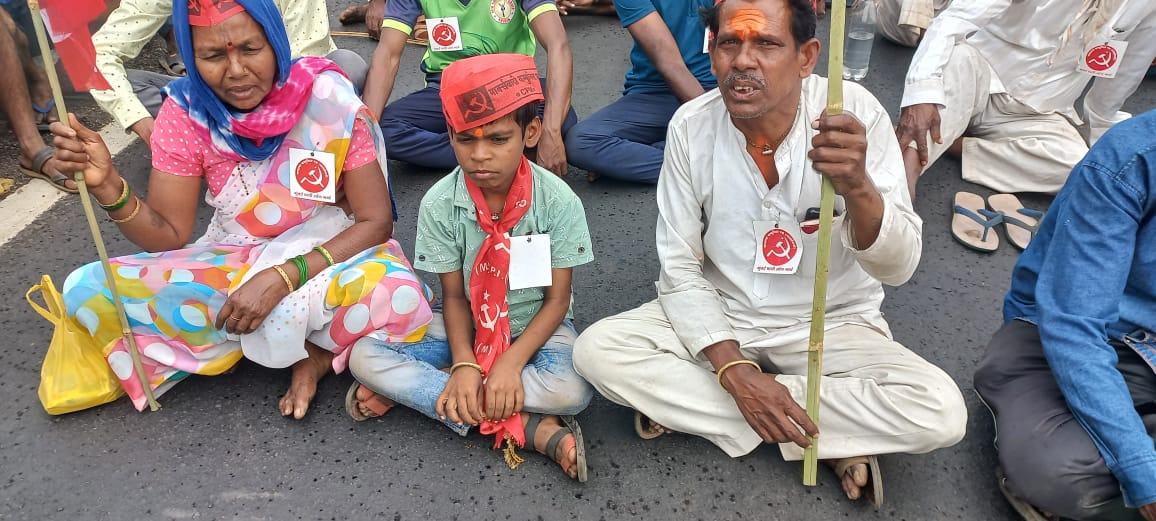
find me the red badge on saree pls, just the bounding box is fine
[289,148,336,203]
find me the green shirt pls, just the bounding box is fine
[414,162,594,336]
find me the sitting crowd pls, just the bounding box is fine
[18,0,1156,518]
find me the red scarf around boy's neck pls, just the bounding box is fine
[463,157,534,464]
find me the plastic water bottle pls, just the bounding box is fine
[842,0,876,81]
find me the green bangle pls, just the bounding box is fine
[313,246,335,266]
[99,179,132,211]
[291,255,309,289]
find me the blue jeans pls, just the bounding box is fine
[564,89,684,184]
[379,76,578,170]
[348,312,593,436]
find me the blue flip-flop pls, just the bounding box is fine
[951,191,1003,252]
[32,99,56,132]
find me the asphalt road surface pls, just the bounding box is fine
[1,3,1154,520]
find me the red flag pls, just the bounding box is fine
[38,0,110,91]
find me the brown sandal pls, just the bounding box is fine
[345,382,395,421]
[525,414,588,482]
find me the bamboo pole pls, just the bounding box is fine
[802,0,846,486]
[27,0,160,411]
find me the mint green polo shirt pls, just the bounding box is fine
[414,161,594,336]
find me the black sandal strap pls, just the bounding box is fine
[30,146,54,172]
[544,425,573,462]
[523,413,544,450]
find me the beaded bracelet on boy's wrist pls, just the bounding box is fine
[99,178,132,211]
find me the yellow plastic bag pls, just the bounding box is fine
[27,274,125,414]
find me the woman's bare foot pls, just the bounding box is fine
[279,342,333,419]
[523,413,579,479]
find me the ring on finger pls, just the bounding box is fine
[228,315,242,321]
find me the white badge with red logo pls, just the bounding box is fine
[1078,40,1128,78]
[753,220,803,274]
[289,148,336,203]
[509,234,552,290]
[427,17,463,52]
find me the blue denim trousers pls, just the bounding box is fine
[563,89,685,184]
[348,312,593,436]
[379,76,578,170]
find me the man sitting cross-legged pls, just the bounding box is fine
[573,0,966,505]
[564,0,716,184]
[348,54,595,481]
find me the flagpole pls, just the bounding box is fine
[27,0,160,411]
[802,0,845,486]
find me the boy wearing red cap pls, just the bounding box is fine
[347,54,594,482]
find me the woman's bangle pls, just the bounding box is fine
[450,362,485,377]
[715,359,761,391]
[98,178,131,211]
[109,196,142,224]
[313,246,335,266]
[294,255,313,289]
[271,265,295,294]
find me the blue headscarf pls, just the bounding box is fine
[165,0,295,161]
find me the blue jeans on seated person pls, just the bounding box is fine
[347,311,594,436]
[564,89,685,184]
[379,75,578,171]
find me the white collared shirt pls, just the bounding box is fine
[656,75,921,358]
[901,0,1156,143]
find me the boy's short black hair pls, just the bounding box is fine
[700,0,817,47]
[512,101,541,132]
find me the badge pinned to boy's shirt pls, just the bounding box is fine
[753,220,803,274]
[1078,40,1128,78]
[427,17,464,52]
[509,233,552,290]
[289,148,336,203]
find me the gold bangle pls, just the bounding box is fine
[715,359,761,391]
[450,361,485,377]
[271,265,295,294]
[97,177,130,210]
[313,245,335,266]
[109,196,142,223]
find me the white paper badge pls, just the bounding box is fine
[509,234,552,290]
[703,27,711,54]
[1078,40,1128,78]
[753,220,803,274]
[427,17,463,52]
[289,148,336,203]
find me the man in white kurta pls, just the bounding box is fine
[896,0,1156,196]
[574,0,966,505]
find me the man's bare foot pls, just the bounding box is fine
[523,413,579,479]
[339,3,369,24]
[19,149,77,191]
[828,457,870,500]
[586,170,601,183]
[279,343,333,419]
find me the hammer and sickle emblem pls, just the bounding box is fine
[768,239,792,259]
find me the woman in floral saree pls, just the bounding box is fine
[50,0,432,418]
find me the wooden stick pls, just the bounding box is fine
[27,0,160,411]
[803,0,846,486]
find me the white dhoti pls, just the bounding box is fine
[573,300,967,459]
[921,42,1089,194]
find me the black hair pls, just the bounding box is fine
[700,0,817,47]
[512,100,541,132]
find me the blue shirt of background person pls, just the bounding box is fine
[614,0,716,94]
[1004,109,1156,509]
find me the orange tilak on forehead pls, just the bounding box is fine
[471,128,485,138]
[727,8,767,40]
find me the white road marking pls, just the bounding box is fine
[0,124,138,247]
